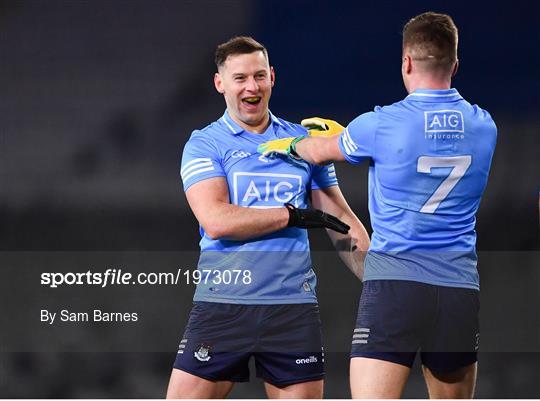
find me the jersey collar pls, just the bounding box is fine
[220,109,283,135]
[405,88,463,103]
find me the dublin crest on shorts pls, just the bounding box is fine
[194,344,211,362]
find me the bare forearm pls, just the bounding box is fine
[296,136,341,165]
[295,137,325,164]
[186,178,291,241]
[310,186,370,279]
[203,202,290,241]
[326,210,370,280]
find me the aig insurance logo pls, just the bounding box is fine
[233,172,302,208]
[424,110,465,139]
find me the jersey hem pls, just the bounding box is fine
[338,137,362,165]
[183,172,227,192]
[193,295,319,305]
[363,275,479,290]
[311,181,339,191]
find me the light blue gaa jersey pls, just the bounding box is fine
[181,111,338,304]
[339,89,497,290]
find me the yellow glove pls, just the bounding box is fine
[301,117,345,137]
[257,136,305,158]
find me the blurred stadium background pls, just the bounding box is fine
[1,0,539,398]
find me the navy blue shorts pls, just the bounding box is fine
[173,302,324,386]
[351,280,479,373]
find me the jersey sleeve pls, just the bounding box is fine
[310,163,338,190]
[180,131,225,192]
[338,111,378,164]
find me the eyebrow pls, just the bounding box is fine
[231,70,267,77]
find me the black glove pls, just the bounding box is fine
[285,203,350,234]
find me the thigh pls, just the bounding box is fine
[255,304,325,387]
[172,302,253,383]
[350,357,410,399]
[422,362,477,398]
[351,280,435,368]
[166,368,234,399]
[264,379,323,399]
[421,286,479,373]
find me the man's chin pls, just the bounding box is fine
[240,111,268,125]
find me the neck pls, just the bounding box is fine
[230,111,270,134]
[407,76,452,94]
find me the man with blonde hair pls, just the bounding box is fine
[259,12,497,398]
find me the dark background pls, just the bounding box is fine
[1,0,539,398]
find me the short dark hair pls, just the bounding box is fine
[403,12,458,73]
[214,36,269,69]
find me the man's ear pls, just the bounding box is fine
[270,66,275,88]
[402,54,413,75]
[452,59,459,77]
[214,72,224,94]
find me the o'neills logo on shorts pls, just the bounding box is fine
[296,355,318,364]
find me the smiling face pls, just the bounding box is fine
[214,51,275,133]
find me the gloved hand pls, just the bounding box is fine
[301,117,345,137]
[257,136,305,158]
[285,203,350,234]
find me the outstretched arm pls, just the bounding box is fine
[258,117,346,165]
[295,135,346,165]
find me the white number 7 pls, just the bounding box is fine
[417,155,472,213]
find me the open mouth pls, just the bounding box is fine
[242,96,262,106]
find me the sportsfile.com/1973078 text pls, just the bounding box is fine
[40,268,252,288]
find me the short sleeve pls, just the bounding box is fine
[310,163,338,190]
[180,131,225,191]
[338,111,378,164]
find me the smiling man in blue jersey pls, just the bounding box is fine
[166,36,370,398]
[259,12,497,399]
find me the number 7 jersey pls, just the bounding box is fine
[339,88,497,289]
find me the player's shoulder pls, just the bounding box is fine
[374,96,412,115]
[272,115,307,137]
[187,118,233,145]
[458,98,498,134]
[349,98,410,126]
[468,102,496,123]
[182,120,227,158]
[348,107,381,130]
[347,97,418,137]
